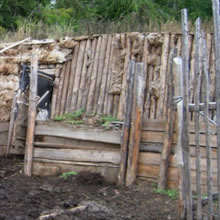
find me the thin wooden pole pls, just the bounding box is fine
[202,31,214,219]
[24,54,38,176]
[181,9,193,220]
[126,63,146,187]
[157,48,177,189]
[5,92,17,156]
[118,61,135,185]
[212,0,220,217]
[194,17,202,220]
[173,57,185,220]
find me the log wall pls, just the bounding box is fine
[32,120,218,192]
[50,32,216,121]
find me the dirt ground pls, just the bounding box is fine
[0,156,178,220]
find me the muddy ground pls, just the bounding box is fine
[0,156,178,220]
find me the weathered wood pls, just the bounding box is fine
[60,60,71,115]
[5,93,17,156]
[65,41,80,112]
[97,35,112,115]
[34,148,120,165]
[93,35,108,113]
[71,40,87,111]
[189,102,216,111]
[55,64,66,116]
[82,38,97,110]
[212,1,220,217]
[0,37,31,54]
[157,33,170,119]
[50,69,61,119]
[117,34,131,120]
[180,9,193,220]
[118,61,135,185]
[126,63,146,186]
[157,48,177,189]
[24,54,38,176]
[113,95,120,118]
[87,36,102,113]
[0,123,9,133]
[202,31,214,218]
[76,39,92,109]
[194,18,202,220]
[35,125,121,145]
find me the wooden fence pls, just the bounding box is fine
[0,123,8,156]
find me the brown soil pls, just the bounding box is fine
[0,156,178,220]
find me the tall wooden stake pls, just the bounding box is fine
[194,17,202,220]
[126,63,146,187]
[24,54,38,176]
[118,61,135,185]
[212,0,220,217]
[157,48,177,189]
[181,9,193,220]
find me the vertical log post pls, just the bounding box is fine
[212,0,220,217]
[157,48,177,189]
[5,93,17,156]
[181,9,193,220]
[118,61,135,185]
[173,57,185,220]
[202,31,214,218]
[126,63,146,187]
[194,17,202,220]
[24,54,38,176]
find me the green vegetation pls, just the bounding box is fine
[59,171,78,180]
[54,109,85,124]
[0,0,213,41]
[153,188,178,199]
[99,115,120,127]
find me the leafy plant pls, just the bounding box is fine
[153,188,178,199]
[59,171,78,180]
[54,109,85,122]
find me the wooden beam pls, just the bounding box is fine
[157,48,177,189]
[24,54,38,176]
[188,102,216,111]
[126,63,146,186]
[118,61,135,185]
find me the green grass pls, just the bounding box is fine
[153,188,178,199]
[54,109,85,123]
[99,115,120,127]
[59,171,78,180]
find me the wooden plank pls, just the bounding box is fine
[93,35,108,113]
[87,36,102,113]
[126,63,146,186]
[60,60,71,115]
[97,35,112,115]
[113,95,120,118]
[118,61,135,185]
[158,48,177,189]
[70,40,87,111]
[76,39,92,109]
[35,125,121,145]
[24,54,38,176]
[34,148,120,165]
[65,41,80,112]
[5,93,17,156]
[34,141,119,151]
[212,0,220,217]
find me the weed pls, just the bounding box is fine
[54,109,85,123]
[153,188,178,199]
[59,171,78,180]
[64,120,84,125]
[99,115,120,127]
